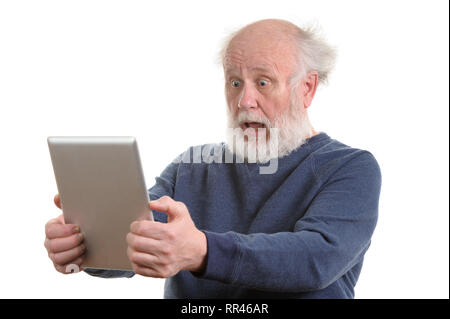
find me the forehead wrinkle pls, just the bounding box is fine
[250,63,279,76]
[225,36,294,78]
[225,51,281,76]
[224,49,244,72]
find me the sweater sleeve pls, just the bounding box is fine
[83,268,135,278]
[195,151,381,292]
[84,154,181,279]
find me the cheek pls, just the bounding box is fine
[262,93,290,121]
[225,88,238,110]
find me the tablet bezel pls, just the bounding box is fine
[48,136,153,271]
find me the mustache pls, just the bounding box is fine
[235,112,272,128]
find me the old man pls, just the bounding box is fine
[44,19,381,299]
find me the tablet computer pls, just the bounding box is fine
[48,136,153,271]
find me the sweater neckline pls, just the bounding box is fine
[304,131,329,145]
[242,131,330,172]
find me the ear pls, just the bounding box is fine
[300,71,319,109]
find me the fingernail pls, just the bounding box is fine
[72,226,80,233]
[78,233,84,240]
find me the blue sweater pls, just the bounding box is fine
[85,132,381,299]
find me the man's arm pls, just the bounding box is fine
[124,150,380,292]
[194,151,381,292]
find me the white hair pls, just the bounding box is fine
[288,23,337,86]
[219,20,337,87]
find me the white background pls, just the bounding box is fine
[0,0,448,299]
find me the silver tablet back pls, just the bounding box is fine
[48,136,152,270]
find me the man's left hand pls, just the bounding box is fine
[126,196,207,278]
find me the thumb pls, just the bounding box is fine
[149,196,184,222]
[54,194,62,209]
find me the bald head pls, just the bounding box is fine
[221,19,336,86]
[230,19,301,44]
[224,19,300,81]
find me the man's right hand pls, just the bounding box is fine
[44,194,86,274]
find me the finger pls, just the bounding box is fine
[54,194,61,209]
[56,214,65,224]
[47,233,84,253]
[45,214,64,227]
[127,247,159,269]
[126,232,162,255]
[54,256,85,274]
[46,222,80,239]
[50,243,86,266]
[130,220,166,239]
[149,196,183,221]
[131,264,164,278]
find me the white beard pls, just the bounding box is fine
[226,94,313,164]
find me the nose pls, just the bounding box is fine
[238,84,258,110]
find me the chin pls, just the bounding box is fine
[225,104,313,163]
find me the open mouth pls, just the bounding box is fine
[240,121,267,130]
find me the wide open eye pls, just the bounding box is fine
[259,79,269,87]
[231,80,241,88]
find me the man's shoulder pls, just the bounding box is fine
[309,135,381,182]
